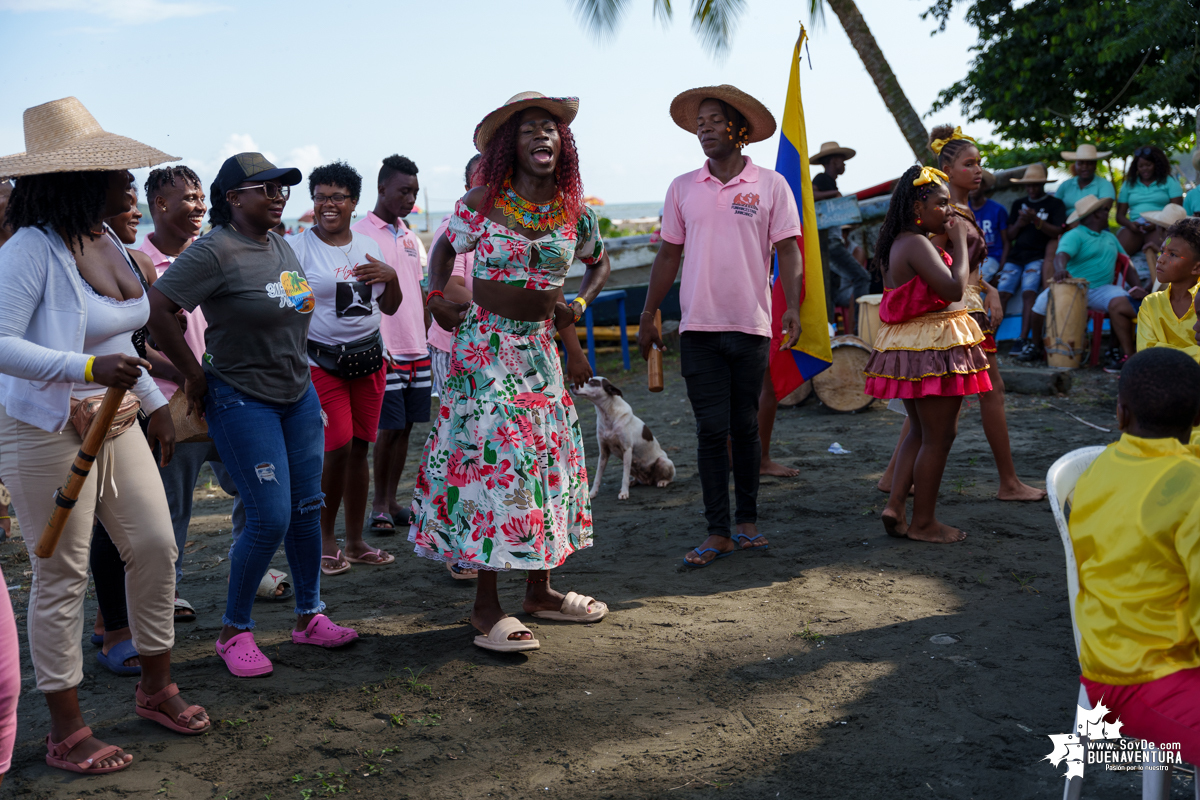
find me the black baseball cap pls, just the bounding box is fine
[212,152,302,197]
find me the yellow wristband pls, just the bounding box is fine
[572,297,587,314]
[84,356,96,383]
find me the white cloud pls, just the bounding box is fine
[0,0,219,24]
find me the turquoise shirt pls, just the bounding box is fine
[1056,176,1115,213]
[1185,187,1200,217]
[1118,176,1183,218]
[1058,225,1120,287]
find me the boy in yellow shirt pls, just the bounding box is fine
[1069,347,1200,763]
[1137,218,1200,359]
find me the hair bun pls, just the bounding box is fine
[929,124,955,152]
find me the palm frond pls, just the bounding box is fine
[807,0,827,29]
[570,0,634,36]
[689,0,746,57]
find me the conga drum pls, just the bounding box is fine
[812,335,874,413]
[778,381,813,407]
[856,293,883,347]
[1043,278,1089,369]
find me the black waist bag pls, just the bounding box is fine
[307,332,385,380]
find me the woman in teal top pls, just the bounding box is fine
[1056,143,1115,213]
[1117,146,1183,254]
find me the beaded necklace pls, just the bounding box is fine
[494,178,568,232]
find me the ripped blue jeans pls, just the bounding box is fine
[205,374,326,629]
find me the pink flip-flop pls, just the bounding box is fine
[321,549,351,576]
[215,631,273,677]
[292,614,359,648]
[135,682,211,734]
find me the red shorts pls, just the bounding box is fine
[310,364,387,452]
[1083,667,1200,765]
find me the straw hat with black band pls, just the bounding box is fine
[1066,194,1108,226]
[1061,143,1112,161]
[1009,162,1058,185]
[474,92,579,153]
[669,85,776,145]
[810,141,856,164]
[0,96,178,177]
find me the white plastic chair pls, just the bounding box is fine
[1048,447,1198,800]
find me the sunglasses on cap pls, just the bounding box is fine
[1133,147,1155,158]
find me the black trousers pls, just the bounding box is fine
[90,521,129,632]
[680,330,770,537]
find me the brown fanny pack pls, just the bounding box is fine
[68,392,141,441]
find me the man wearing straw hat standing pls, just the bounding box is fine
[638,85,803,568]
[1056,143,1116,212]
[810,140,870,333]
[1001,162,1067,359]
[0,97,211,776]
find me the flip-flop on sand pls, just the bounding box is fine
[682,547,735,569]
[45,726,131,775]
[474,617,539,652]
[732,533,769,552]
[345,547,394,566]
[96,638,140,676]
[367,513,394,533]
[135,682,210,735]
[321,550,351,576]
[255,568,293,602]
[531,591,607,623]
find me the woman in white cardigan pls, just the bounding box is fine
[0,98,210,776]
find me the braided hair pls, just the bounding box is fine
[714,100,750,149]
[929,123,975,172]
[145,165,202,202]
[464,154,482,188]
[5,171,110,251]
[475,112,585,226]
[874,164,946,275]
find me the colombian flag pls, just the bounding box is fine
[769,29,832,400]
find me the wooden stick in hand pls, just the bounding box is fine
[35,386,124,559]
[648,310,664,393]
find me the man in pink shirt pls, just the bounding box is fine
[638,86,804,569]
[353,155,430,532]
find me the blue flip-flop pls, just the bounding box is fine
[90,633,104,647]
[733,533,769,552]
[96,638,141,676]
[682,547,736,569]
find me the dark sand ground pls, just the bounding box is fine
[2,349,1195,799]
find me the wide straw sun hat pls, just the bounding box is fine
[1141,203,1188,229]
[1009,162,1058,185]
[1066,194,1108,226]
[1061,143,1113,161]
[474,92,579,153]
[0,96,178,177]
[670,85,777,144]
[810,141,857,163]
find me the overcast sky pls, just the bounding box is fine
[0,0,989,215]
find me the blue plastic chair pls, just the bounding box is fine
[569,289,630,372]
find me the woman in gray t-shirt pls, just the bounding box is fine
[149,153,359,678]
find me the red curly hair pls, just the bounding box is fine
[473,112,585,227]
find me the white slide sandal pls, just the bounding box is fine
[473,617,540,652]
[531,591,607,623]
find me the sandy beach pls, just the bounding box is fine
[0,350,1185,799]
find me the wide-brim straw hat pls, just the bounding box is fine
[810,141,856,163]
[1142,203,1188,229]
[1066,194,1108,225]
[1009,162,1057,184]
[669,85,777,144]
[1061,143,1112,161]
[0,96,177,178]
[474,92,579,152]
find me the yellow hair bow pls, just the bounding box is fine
[912,166,949,187]
[930,126,976,155]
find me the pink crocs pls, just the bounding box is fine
[215,632,273,678]
[292,614,359,649]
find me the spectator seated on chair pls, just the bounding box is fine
[1185,151,1200,217]
[1056,143,1116,213]
[1116,145,1183,256]
[1067,347,1200,766]
[1000,163,1066,359]
[1019,195,1141,371]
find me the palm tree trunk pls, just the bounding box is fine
[827,0,929,162]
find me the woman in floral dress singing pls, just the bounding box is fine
[416,92,611,652]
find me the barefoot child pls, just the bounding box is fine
[863,165,991,543]
[1068,348,1200,763]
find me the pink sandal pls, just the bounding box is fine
[215,631,273,677]
[292,614,359,648]
[321,549,351,576]
[135,682,211,735]
[45,726,131,774]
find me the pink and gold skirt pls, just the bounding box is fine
[964,284,997,355]
[863,308,992,399]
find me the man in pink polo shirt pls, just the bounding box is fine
[638,85,804,569]
[353,154,430,532]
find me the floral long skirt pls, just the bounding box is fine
[408,304,593,571]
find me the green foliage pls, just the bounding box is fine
[926,0,1200,166]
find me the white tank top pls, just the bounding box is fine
[71,234,150,399]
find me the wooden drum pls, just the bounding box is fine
[778,381,813,407]
[812,335,874,413]
[856,293,884,347]
[1043,278,1089,369]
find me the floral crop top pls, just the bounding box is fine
[445,199,605,290]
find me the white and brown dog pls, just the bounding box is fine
[573,377,675,500]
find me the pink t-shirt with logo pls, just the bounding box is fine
[139,234,205,397]
[660,157,802,337]
[352,212,427,360]
[425,216,473,354]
